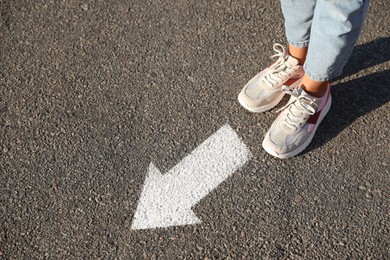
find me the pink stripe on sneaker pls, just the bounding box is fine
[284,78,300,87]
[308,123,316,132]
[307,85,331,125]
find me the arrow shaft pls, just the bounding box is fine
[166,125,250,205]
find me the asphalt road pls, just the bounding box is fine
[1,0,389,258]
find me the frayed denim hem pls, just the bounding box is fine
[287,38,310,48]
[304,63,342,82]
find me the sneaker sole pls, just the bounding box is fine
[262,95,332,159]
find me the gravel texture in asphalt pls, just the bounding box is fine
[1,0,389,258]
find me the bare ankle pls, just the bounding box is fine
[300,74,329,98]
[288,44,308,65]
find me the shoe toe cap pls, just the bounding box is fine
[263,132,288,156]
[263,122,300,157]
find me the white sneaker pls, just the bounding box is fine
[238,43,304,112]
[262,85,332,158]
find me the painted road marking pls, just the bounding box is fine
[131,124,251,230]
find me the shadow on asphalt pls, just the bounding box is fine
[303,37,390,154]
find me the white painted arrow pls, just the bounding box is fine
[131,124,251,230]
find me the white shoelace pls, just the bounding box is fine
[276,86,318,131]
[263,43,293,88]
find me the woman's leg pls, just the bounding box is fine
[237,1,317,113]
[280,0,316,50]
[280,0,316,91]
[303,0,371,96]
[262,0,371,158]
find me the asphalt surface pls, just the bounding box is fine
[1,0,389,258]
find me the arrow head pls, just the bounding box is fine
[131,163,201,230]
[131,124,251,230]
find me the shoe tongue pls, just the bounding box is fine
[286,55,299,67]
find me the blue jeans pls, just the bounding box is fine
[280,0,370,81]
